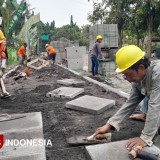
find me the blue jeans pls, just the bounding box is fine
[91,55,99,76]
[139,97,148,114]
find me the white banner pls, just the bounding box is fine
[18,13,40,38]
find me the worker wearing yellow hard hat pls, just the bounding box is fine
[90,35,103,76]
[96,35,103,40]
[0,28,11,98]
[0,30,4,43]
[115,45,145,73]
[92,45,160,151]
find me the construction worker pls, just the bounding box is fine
[45,44,56,64]
[0,29,10,98]
[94,45,160,150]
[90,35,102,76]
[0,29,8,74]
[17,43,27,66]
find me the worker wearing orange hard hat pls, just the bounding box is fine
[93,45,160,151]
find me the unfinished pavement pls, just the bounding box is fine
[1,64,149,160]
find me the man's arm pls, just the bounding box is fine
[107,84,145,131]
[96,43,101,55]
[140,79,160,146]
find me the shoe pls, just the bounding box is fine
[1,92,11,99]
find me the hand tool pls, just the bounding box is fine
[0,114,26,122]
[67,133,111,146]
[128,145,160,160]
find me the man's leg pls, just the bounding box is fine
[18,56,23,65]
[1,59,7,74]
[130,97,148,121]
[52,54,56,64]
[91,56,95,76]
[48,54,53,65]
[94,57,99,75]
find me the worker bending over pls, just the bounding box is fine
[94,45,160,150]
[45,44,56,64]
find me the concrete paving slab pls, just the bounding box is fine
[46,87,84,99]
[85,140,160,160]
[57,79,85,86]
[0,146,46,160]
[66,95,115,114]
[0,112,46,160]
[0,112,42,134]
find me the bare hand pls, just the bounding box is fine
[95,124,111,135]
[126,137,147,150]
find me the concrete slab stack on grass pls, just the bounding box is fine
[57,79,85,86]
[0,112,46,160]
[85,140,160,160]
[46,87,84,99]
[66,95,115,114]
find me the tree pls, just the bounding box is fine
[87,2,105,24]
[88,0,132,47]
[142,0,160,57]
[70,15,74,26]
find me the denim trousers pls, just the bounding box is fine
[139,97,148,113]
[91,55,99,76]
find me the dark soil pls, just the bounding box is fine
[1,65,144,160]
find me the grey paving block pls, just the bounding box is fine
[57,79,85,86]
[0,112,42,134]
[0,112,46,160]
[46,87,84,99]
[66,95,115,114]
[0,146,46,160]
[85,140,160,160]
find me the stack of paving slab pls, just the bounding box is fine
[0,112,46,160]
[89,24,118,49]
[65,46,86,70]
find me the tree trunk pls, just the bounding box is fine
[146,14,153,58]
[118,28,123,48]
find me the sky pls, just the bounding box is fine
[26,0,94,27]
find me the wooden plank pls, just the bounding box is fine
[27,58,49,70]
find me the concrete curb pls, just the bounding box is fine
[3,65,22,79]
[56,64,129,99]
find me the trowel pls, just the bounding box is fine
[67,133,112,146]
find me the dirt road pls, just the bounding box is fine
[1,65,144,160]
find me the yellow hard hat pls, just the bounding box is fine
[115,45,145,73]
[45,44,49,47]
[0,30,4,43]
[96,35,102,40]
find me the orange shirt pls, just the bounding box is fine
[0,37,7,59]
[46,46,56,55]
[18,45,27,57]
